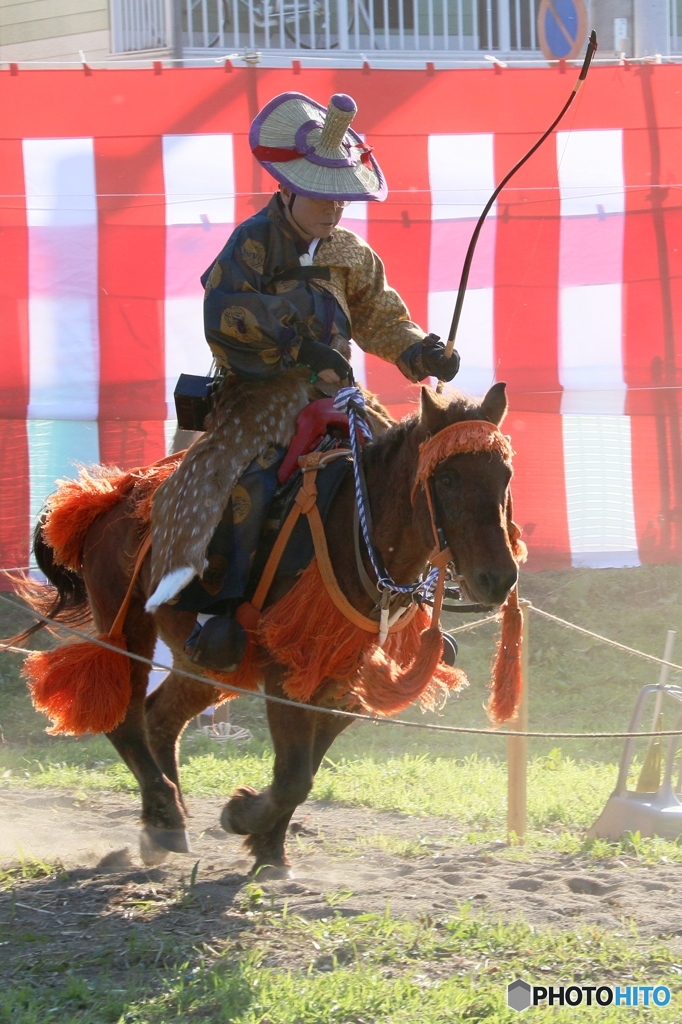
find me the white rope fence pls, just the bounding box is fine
[0,589,680,740]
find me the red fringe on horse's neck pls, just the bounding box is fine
[254,560,467,715]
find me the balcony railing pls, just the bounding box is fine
[110,0,546,55]
[110,0,682,58]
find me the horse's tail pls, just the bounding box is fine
[15,510,138,737]
[1,514,92,649]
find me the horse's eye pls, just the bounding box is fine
[438,472,455,489]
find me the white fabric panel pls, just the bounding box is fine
[428,134,496,220]
[28,419,100,556]
[557,130,625,414]
[163,134,235,415]
[350,340,367,387]
[162,134,235,226]
[164,295,215,411]
[556,129,625,217]
[559,283,625,412]
[428,288,494,397]
[562,414,639,568]
[23,138,99,420]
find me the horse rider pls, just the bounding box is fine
[146,90,460,671]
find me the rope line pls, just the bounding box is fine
[1,591,681,739]
[529,604,682,673]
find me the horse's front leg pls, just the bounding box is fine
[222,666,352,877]
[103,618,190,862]
[145,663,223,809]
[83,511,189,863]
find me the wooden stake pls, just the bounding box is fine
[507,599,529,842]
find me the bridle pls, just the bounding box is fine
[340,386,519,641]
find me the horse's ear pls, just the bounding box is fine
[481,382,508,426]
[420,386,445,434]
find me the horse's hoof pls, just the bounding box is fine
[220,803,245,835]
[220,787,258,835]
[250,862,293,881]
[140,825,191,865]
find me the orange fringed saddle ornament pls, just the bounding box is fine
[24,419,527,735]
[23,454,183,736]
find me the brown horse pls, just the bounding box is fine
[12,383,521,877]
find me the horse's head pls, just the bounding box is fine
[413,382,524,607]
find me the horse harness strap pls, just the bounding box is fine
[110,532,153,638]
[239,448,418,637]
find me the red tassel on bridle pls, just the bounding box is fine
[413,420,525,725]
[487,584,523,724]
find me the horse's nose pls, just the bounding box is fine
[474,568,518,606]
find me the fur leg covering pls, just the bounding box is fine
[147,372,313,606]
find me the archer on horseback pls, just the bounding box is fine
[146,90,460,671]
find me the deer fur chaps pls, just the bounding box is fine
[146,369,395,610]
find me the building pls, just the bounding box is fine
[2,0,681,67]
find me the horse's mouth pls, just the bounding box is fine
[461,569,518,608]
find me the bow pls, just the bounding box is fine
[444,29,598,358]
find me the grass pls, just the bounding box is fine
[2,564,682,862]
[2,895,681,1023]
[3,567,682,1022]
[3,746,682,862]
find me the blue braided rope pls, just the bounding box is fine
[333,387,440,598]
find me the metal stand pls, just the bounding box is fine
[588,631,682,840]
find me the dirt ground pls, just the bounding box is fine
[2,785,682,984]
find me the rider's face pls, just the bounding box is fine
[280,187,346,240]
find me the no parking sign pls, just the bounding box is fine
[538,0,588,61]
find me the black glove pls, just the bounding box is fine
[420,334,460,382]
[297,335,352,381]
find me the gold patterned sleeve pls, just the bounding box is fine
[346,245,427,381]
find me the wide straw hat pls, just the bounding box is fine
[249,91,387,202]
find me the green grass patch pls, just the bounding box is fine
[2,904,679,1023]
[4,749,682,863]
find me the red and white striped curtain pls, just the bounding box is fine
[1,65,681,579]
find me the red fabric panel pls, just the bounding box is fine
[0,420,29,584]
[0,140,29,579]
[630,396,682,563]
[494,132,561,410]
[98,420,166,471]
[0,139,29,418]
[505,410,571,570]
[366,131,430,410]
[96,136,167,444]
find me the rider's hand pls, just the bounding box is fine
[297,336,352,381]
[318,368,341,383]
[420,334,460,382]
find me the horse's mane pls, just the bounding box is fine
[363,387,490,472]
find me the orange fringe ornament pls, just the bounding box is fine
[257,560,467,714]
[24,634,131,735]
[487,585,523,724]
[42,458,183,572]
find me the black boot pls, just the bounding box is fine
[185,615,247,672]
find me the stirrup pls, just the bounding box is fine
[441,632,458,666]
[186,616,247,672]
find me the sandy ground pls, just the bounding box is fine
[2,786,682,955]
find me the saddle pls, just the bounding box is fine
[249,398,355,588]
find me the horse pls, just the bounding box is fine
[9,382,523,877]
